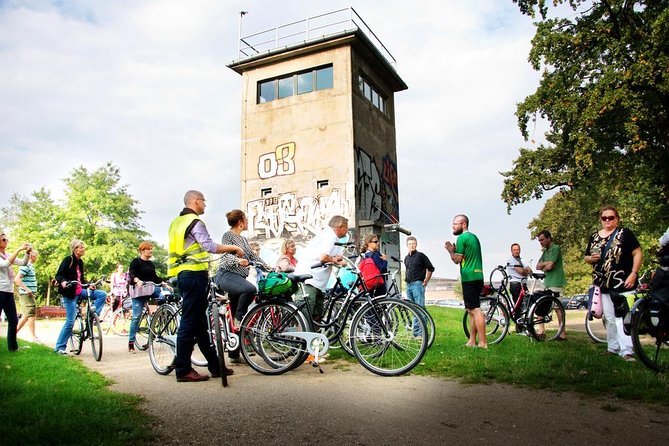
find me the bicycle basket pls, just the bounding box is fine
[257,272,294,300]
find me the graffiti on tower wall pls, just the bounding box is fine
[247,189,350,240]
[355,147,399,223]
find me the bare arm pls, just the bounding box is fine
[624,247,643,289]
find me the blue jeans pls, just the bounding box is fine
[128,288,161,343]
[54,289,106,352]
[55,296,78,352]
[175,270,220,378]
[0,291,19,351]
[406,281,426,336]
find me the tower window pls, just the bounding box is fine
[257,64,333,104]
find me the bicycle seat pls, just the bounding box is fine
[287,274,312,283]
[530,272,545,280]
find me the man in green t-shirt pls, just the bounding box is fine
[536,229,567,340]
[445,214,486,349]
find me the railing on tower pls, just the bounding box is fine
[236,7,397,70]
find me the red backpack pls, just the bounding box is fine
[359,257,384,290]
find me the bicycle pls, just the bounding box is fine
[463,265,566,343]
[240,254,428,376]
[66,278,104,361]
[627,265,669,372]
[148,279,209,376]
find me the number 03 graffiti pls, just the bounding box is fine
[258,142,296,179]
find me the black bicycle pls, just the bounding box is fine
[67,279,104,361]
[463,265,565,343]
[628,263,669,373]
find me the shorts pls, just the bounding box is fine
[462,280,484,310]
[19,293,37,317]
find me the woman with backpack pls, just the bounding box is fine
[360,233,388,296]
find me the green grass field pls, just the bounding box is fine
[0,342,154,446]
[2,306,668,444]
[329,306,669,404]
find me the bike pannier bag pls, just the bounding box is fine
[257,272,294,299]
[530,290,553,317]
[359,257,383,290]
[122,297,133,311]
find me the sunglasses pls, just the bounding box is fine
[600,216,617,222]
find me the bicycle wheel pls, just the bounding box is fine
[88,312,103,361]
[462,297,509,345]
[585,313,607,344]
[111,308,129,336]
[148,305,178,375]
[240,301,310,375]
[98,304,113,334]
[326,297,362,356]
[350,298,427,376]
[211,302,228,386]
[68,313,84,355]
[400,299,436,349]
[135,311,150,350]
[631,301,669,373]
[527,296,565,341]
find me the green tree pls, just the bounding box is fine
[1,163,164,303]
[505,0,669,293]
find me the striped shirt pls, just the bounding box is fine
[17,263,37,294]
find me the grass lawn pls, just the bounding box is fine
[0,341,154,445]
[330,306,669,405]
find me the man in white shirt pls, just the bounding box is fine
[507,243,531,302]
[294,215,349,320]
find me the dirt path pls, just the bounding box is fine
[12,319,669,445]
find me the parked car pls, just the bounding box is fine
[433,298,464,308]
[565,294,589,310]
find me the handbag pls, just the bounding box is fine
[609,292,630,318]
[588,285,603,319]
[129,282,155,298]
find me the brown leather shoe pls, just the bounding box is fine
[210,367,234,378]
[176,370,210,382]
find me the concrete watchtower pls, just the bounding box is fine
[227,8,408,261]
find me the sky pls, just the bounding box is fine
[0,0,554,279]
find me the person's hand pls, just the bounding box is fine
[235,247,244,257]
[444,241,455,253]
[590,253,601,263]
[380,254,388,261]
[624,273,636,289]
[136,279,144,287]
[239,258,250,267]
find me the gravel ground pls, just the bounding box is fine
[8,319,669,445]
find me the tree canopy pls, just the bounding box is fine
[1,163,167,303]
[506,0,669,293]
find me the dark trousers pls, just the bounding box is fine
[214,270,256,321]
[0,291,18,351]
[175,271,219,378]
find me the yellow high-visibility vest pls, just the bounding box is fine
[167,214,209,276]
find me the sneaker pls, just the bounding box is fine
[55,349,69,355]
[622,354,636,362]
[128,342,136,353]
[229,356,244,364]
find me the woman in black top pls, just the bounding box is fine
[127,241,170,353]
